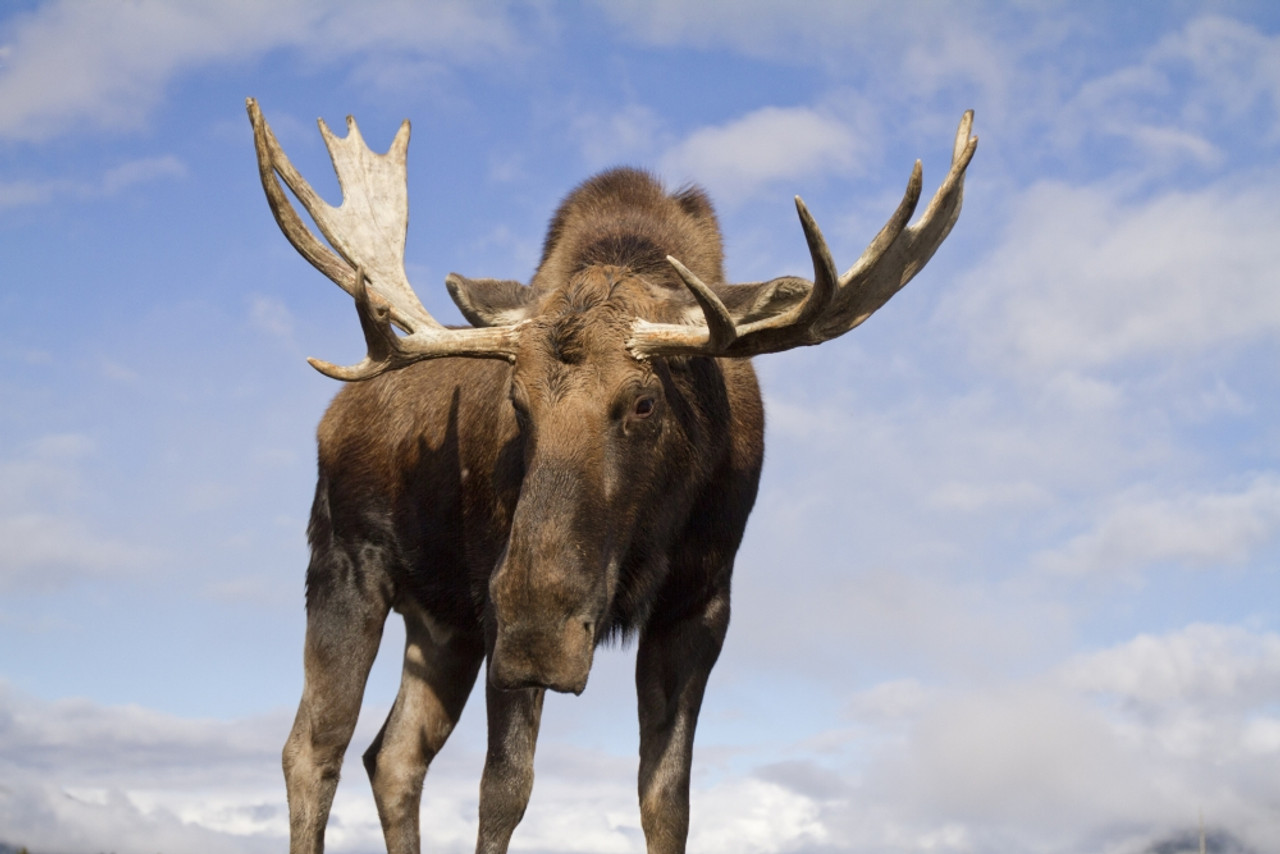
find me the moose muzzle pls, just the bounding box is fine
[489,612,596,695]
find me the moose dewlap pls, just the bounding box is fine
[247,97,975,854]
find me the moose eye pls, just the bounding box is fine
[633,396,656,419]
[510,395,531,431]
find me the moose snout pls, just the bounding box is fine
[489,616,595,695]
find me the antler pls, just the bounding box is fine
[628,111,978,359]
[247,98,521,379]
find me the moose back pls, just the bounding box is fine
[247,98,975,854]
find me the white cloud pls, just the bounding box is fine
[573,104,667,171]
[790,625,1280,853]
[0,683,288,853]
[0,683,829,854]
[596,0,1027,136]
[1147,16,1280,141]
[0,0,521,142]
[887,686,1155,832]
[0,435,161,592]
[945,175,1280,375]
[749,361,1165,599]
[248,294,296,340]
[659,106,862,205]
[596,0,882,53]
[1060,623,1280,713]
[927,478,1052,513]
[0,0,278,140]
[0,155,186,209]
[0,175,73,208]
[0,513,157,591]
[690,778,828,854]
[597,0,1006,93]
[846,678,937,725]
[1049,15,1280,177]
[0,784,283,854]
[1047,625,1280,848]
[1240,717,1280,754]
[1036,475,1280,578]
[5,619,1280,854]
[729,562,1073,680]
[100,154,186,193]
[898,19,1012,112]
[0,691,277,778]
[0,433,93,506]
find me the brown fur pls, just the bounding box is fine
[283,168,764,854]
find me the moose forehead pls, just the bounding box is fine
[525,266,671,367]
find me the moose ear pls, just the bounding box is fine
[677,277,813,326]
[446,274,538,327]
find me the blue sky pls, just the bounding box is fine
[2,1,1279,852]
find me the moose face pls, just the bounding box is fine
[485,268,680,694]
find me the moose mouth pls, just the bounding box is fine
[488,615,596,695]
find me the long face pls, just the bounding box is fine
[486,269,681,694]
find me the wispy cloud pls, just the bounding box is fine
[0,514,158,592]
[660,106,863,205]
[0,435,161,592]
[0,683,288,854]
[572,104,666,171]
[0,155,185,209]
[0,0,522,142]
[100,154,186,194]
[1036,476,1280,578]
[1060,623,1280,713]
[1050,15,1280,178]
[797,625,1280,852]
[10,617,1278,854]
[946,175,1280,374]
[247,295,296,342]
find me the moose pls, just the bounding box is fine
[247,97,975,854]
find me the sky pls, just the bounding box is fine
[1,1,1279,852]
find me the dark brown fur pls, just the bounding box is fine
[283,169,764,854]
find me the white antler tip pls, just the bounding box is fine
[391,120,411,157]
[306,356,344,378]
[954,111,976,160]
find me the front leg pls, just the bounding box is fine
[635,587,730,854]
[475,680,545,854]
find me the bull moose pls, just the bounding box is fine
[247,97,976,854]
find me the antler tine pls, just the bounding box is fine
[628,111,976,360]
[816,110,977,339]
[836,160,923,289]
[666,257,739,350]
[790,197,840,332]
[248,98,356,294]
[306,268,413,381]
[902,110,977,263]
[247,98,522,379]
